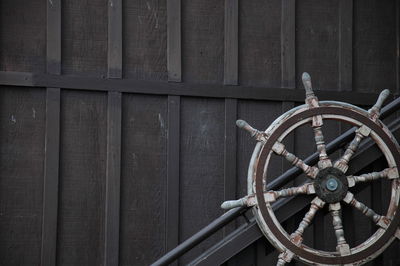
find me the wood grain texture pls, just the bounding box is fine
[47,0,61,75]
[397,0,400,94]
[104,92,122,266]
[57,90,107,266]
[0,0,46,72]
[167,0,181,82]
[123,0,167,80]
[224,0,238,85]
[338,0,353,91]
[108,0,122,78]
[296,0,339,90]
[179,98,225,264]
[281,0,295,88]
[166,95,180,266]
[182,0,224,83]
[62,0,107,76]
[41,0,61,264]
[0,71,384,105]
[239,0,281,87]
[0,87,46,266]
[119,94,167,265]
[353,0,397,92]
[41,88,60,266]
[223,98,237,238]
[224,99,237,211]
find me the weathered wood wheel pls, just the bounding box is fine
[221,73,400,265]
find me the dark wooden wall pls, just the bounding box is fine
[0,0,399,265]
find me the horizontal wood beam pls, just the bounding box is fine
[0,71,386,105]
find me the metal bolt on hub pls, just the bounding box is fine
[326,178,338,191]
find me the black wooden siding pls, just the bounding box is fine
[0,0,399,265]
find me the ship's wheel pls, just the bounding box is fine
[221,73,400,265]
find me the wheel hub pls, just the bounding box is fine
[221,73,400,265]
[314,167,348,203]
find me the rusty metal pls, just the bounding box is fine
[222,73,400,265]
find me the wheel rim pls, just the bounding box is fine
[252,103,400,265]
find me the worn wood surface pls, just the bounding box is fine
[104,92,122,266]
[123,0,167,81]
[296,0,339,90]
[62,0,107,76]
[107,0,122,79]
[179,98,225,264]
[281,0,296,88]
[57,91,107,266]
[0,71,384,105]
[0,0,398,265]
[0,87,46,266]
[167,0,181,82]
[338,0,353,91]
[119,94,167,265]
[239,0,281,87]
[353,0,397,93]
[182,0,224,83]
[0,0,46,73]
[166,95,180,266]
[41,88,60,266]
[224,0,238,85]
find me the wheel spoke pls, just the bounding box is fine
[272,142,319,178]
[290,197,325,245]
[312,123,332,169]
[276,252,294,266]
[302,73,332,169]
[347,167,399,187]
[368,89,390,121]
[265,183,315,203]
[329,203,351,255]
[334,125,371,173]
[342,192,389,228]
[236,119,268,142]
[221,183,315,209]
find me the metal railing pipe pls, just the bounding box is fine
[151,96,400,266]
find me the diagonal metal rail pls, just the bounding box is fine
[151,96,400,266]
[189,117,400,265]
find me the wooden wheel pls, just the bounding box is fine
[221,73,400,265]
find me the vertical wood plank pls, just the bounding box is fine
[105,0,122,263]
[42,0,61,265]
[167,0,182,82]
[104,91,122,266]
[108,0,122,78]
[281,0,295,88]
[224,0,238,85]
[166,95,180,266]
[223,98,237,236]
[339,0,353,91]
[41,88,61,266]
[46,0,61,75]
[397,0,400,94]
